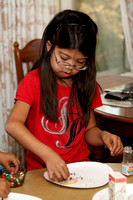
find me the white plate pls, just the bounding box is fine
[44,161,113,188]
[4,193,42,200]
[92,184,133,200]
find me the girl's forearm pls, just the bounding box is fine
[84,126,104,146]
[6,120,70,181]
[5,121,52,162]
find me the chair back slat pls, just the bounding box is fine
[14,39,41,84]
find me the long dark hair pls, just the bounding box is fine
[33,9,98,126]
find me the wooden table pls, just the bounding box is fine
[96,74,133,121]
[95,105,133,138]
[92,74,133,161]
[95,74,133,137]
[10,163,133,200]
[95,74,133,127]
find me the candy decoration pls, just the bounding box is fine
[5,174,11,181]
[10,177,14,182]
[1,173,6,178]
[14,182,18,187]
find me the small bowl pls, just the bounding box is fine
[2,168,26,187]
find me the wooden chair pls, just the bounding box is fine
[14,39,41,84]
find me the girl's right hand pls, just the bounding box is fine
[44,149,70,182]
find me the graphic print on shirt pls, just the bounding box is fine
[41,97,82,149]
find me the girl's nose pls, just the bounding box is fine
[68,64,75,70]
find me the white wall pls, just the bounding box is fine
[60,0,75,10]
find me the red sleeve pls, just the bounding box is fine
[14,70,39,106]
[90,84,102,109]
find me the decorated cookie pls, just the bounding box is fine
[56,177,77,185]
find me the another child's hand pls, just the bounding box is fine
[0,178,11,198]
[101,131,123,156]
[44,149,70,182]
[0,152,20,174]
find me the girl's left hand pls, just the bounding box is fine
[101,131,123,156]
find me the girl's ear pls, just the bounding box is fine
[46,40,52,51]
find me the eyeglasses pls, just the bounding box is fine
[53,50,88,71]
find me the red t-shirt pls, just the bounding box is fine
[15,68,102,170]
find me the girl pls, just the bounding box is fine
[5,10,123,181]
[0,152,20,198]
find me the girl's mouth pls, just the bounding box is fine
[62,72,72,77]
